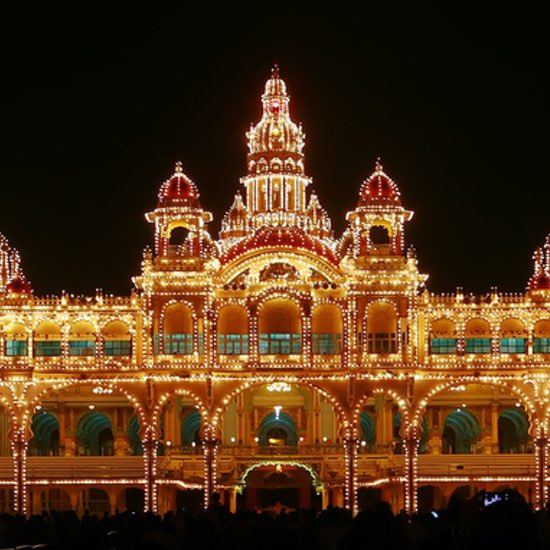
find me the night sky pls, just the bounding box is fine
[0,5,547,296]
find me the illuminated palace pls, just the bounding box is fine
[2,67,550,516]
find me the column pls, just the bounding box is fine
[534,433,548,510]
[403,434,419,515]
[143,437,159,512]
[343,436,359,514]
[12,426,28,515]
[491,402,499,454]
[203,427,218,510]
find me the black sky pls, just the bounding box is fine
[0,5,547,296]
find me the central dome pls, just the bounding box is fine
[222,226,337,265]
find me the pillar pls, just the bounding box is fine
[403,435,419,515]
[12,428,28,515]
[534,433,548,510]
[343,436,359,514]
[143,438,159,512]
[491,402,499,453]
[203,432,218,510]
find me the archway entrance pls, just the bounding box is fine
[241,464,321,512]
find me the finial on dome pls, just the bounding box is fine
[375,157,383,173]
[271,64,280,78]
[175,161,183,174]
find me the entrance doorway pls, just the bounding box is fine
[241,465,321,512]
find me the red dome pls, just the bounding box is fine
[222,227,338,265]
[6,276,32,295]
[158,162,201,208]
[358,162,401,206]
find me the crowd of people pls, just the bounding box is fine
[0,490,548,549]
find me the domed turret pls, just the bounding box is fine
[158,161,201,208]
[344,160,412,258]
[246,65,305,166]
[146,163,214,259]
[358,160,402,206]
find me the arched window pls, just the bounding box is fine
[369,225,391,254]
[499,319,527,354]
[258,411,298,446]
[430,318,457,354]
[259,298,301,354]
[498,408,530,453]
[443,409,480,454]
[366,302,398,354]
[360,411,376,449]
[102,321,131,356]
[534,320,550,353]
[312,304,343,354]
[217,305,249,355]
[30,411,60,456]
[181,411,201,446]
[34,321,62,356]
[465,318,491,354]
[4,322,27,356]
[128,415,142,456]
[69,320,96,357]
[76,412,114,456]
[162,303,193,355]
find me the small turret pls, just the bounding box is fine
[343,160,412,258]
[145,162,216,259]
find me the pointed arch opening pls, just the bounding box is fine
[4,322,27,356]
[259,298,302,355]
[443,409,481,454]
[162,303,194,355]
[76,411,114,456]
[312,304,343,355]
[29,411,60,456]
[69,320,96,357]
[465,318,491,354]
[534,320,550,353]
[102,320,131,356]
[500,318,527,354]
[34,321,62,356]
[366,302,398,354]
[217,305,249,355]
[430,318,457,354]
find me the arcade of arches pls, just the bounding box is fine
[2,68,550,516]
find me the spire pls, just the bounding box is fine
[246,66,304,160]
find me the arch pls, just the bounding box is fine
[259,411,298,446]
[534,320,550,353]
[69,320,96,357]
[30,411,60,456]
[240,461,320,488]
[365,302,398,353]
[212,378,348,435]
[40,488,71,512]
[465,318,491,353]
[3,321,28,356]
[443,409,481,454]
[500,318,527,354]
[217,304,249,355]
[312,303,343,354]
[163,302,194,355]
[182,411,202,445]
[101,320,131,356]
[499,408,530,453]
[33,320,62,356]
[430,318,457,354]
[76,411,114,456]
[259,298,302,354]
[368,224,391,255]
[168,226,189,246]
[128,415,142,456]
[418,485,446,512]
[359,411,375,445]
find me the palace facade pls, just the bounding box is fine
[1,67,550,516]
